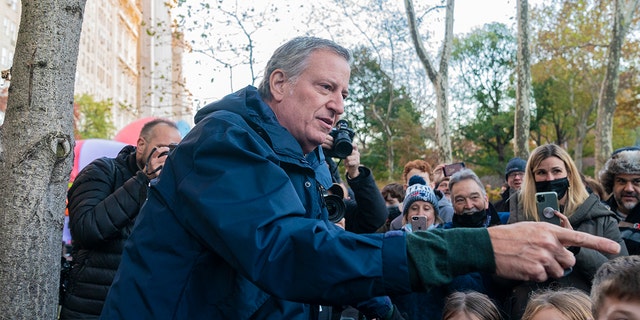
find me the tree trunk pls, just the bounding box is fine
[0,1,85,318]
[404,0,453,163]
[594,0,640,174]
[514,0,531,159]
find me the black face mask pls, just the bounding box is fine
[387,206,401,221]
[535,177,570,200]
[452,210,487,228]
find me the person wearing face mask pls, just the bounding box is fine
[505,144,627,320]
[401,175,443,232]
[446,169,501,229]
[377,183,405,232]
[391,171,500,319]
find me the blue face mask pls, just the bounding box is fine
[535,177,570,200]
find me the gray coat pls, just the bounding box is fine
[504,193,627,319]
[509,193,627,289]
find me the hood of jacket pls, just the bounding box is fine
[194,86,312,164]
[193,86,333,189]
[569,193,619,227]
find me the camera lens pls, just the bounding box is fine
[332,136,353,159]
[324,194,346,223]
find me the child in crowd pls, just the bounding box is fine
[591,255,640,320]
[521,288,593,320]
[441,291,502,320]
[400,175,442,232]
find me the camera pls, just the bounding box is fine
[325,120,355,159]
[323,183,346,223]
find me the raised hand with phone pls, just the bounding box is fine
[402,175,442,232]
[504,144,628,320]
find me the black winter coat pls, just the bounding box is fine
[60,145,149,319]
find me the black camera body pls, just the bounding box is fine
[323,183,346,223]
[325,120,355,159]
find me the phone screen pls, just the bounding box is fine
[443,162,466,177]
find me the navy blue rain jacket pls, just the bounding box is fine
[100,86,411,320]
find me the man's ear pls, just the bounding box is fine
[136,137,146,156]
[269,69,288,102]
[484,195,489,209]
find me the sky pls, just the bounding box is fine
[180,0,541,109]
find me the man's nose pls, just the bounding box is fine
[328,93,345,115]
[464,198,474,208]
[624,181,635,192]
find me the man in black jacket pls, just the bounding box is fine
[60,118,181,319]
[322,135,403,319]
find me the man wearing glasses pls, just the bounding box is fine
[494,157,526,214]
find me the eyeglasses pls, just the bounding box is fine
[508,172,524,179]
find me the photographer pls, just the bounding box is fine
[322,126,402,319]
[322,125,388,234]
[61,119,181,319]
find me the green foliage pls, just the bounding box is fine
[450,23,518,175]
[530,0,640,170]
[343,47,427,182]
[73,94,116,139]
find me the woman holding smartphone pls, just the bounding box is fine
[401,175,442,232]
[505,144,627,319]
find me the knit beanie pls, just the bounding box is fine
[403,175,439,217]
[504,157,527,180]
[599,147,640,194]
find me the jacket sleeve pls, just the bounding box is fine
[67,158,149,248]
[344,166,389,234]
[165,115,412,304]
[406,228,496,291]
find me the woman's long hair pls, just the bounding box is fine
[520,144,589,220]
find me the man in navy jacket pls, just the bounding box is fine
[100,37,620,320]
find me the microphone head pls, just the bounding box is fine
[542,207,556,219]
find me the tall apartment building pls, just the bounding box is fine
[1,0,192,131]
[0,0,20,125]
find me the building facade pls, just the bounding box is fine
[1,0,192,131]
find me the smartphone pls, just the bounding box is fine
[443,162,466,177]
[410,215,428,232]
[536,191,560,225]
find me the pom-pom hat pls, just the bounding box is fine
[402,175,439,217]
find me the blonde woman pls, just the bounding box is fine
[442,291,502,320]
[522,288,593,320]
[506,144,627,318]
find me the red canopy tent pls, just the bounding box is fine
[113,116,158,145]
